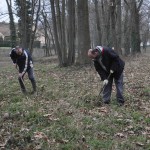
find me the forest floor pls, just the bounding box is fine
[0,49,150,150]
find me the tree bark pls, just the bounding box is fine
[77,0,91,64]
[94,0,102,45]
[6,0,17,48]
[50,0,63,66]
[67,0,76,65]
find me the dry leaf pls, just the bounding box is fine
[56,139,69,144]
[136,142,144,146]
[43,114,52,117]
[115,133,125,138]
[98,107,108,113]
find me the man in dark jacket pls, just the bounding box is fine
[10,46,36,94]
[88,46,125,105]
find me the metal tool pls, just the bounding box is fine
[97,71,113,103]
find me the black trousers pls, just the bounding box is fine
[18,67,36,92]
[103,73,124,104]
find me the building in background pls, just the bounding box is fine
[0,22,44,48]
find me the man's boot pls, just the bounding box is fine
[31,79,36,94]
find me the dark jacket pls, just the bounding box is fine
[10,48,33,73]
[93,46,125,80]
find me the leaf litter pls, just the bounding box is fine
[0,53,150,149]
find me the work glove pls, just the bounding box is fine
[19,73,23,78]
[30,61,33,68]
[110,70,114,74]
[103,79,108,85]
[30,63,33,68]
[19,72,25,78]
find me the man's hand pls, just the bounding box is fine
[30,64,33,68]
[110,70,114,74]
[13,63,17,68]
[19,73,22,78]
[18,73,24,78]
[103,79,108,85]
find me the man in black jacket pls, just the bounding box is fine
[88,46,125,105]
[10,46,36,94]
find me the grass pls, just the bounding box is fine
[0,48,150,149]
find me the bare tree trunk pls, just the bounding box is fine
[94,0,102,45]
[41,11,48,56]
[50,0,63,66]
[116,0,122,54]
[109,0,117,49]
[17,0,27,48]
[123,2,130,56]
[6,0,17,48]
[41,9,56,56]
[48,23,56,55]
[40,11,50,57]
[61,0,67,65]
[130,0,141,54]
[29,0,41,55]
[77,0,91,64]
[16,0,41,54]
[44,18,50,56]
[101,0,110,46]
[55,0,68,66]
[67,0,76,65]
[124,0,143,54]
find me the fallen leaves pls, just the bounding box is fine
[43,113,60,121]
[98,107,108,113]
[0,53,150,149]
[115,132,126,138]
[135,142,145,147]
[34,132,49,141]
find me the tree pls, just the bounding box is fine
[93,0,102,45]
[50,0,63,66]
[100,0,110,46]
[6,0,17,48]
[49,0,77,66]
[124,0,143,54]
[67,0,76,65]
[116,0,122,53]
[29,0,41,54]
[41,11,52,56]
[123,1,130,55]
[55,0,67,65]
[15,0,41,54]
[77,0,91,64]
[108,0,122,53]
[40,0,56,56]
[140,0,150,53]
[109,0,117,49]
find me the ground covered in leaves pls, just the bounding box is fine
[0,50,150,150]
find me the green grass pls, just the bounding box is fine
[0,53,150,149]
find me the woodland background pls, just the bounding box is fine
[0,0,150,149]
[0,0,150,65]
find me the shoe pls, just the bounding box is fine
[117,99,124,106]
[94,101,102,106]
[30,91,36,95]
[22,90,27,95]
[103,101,110,104]
[118,102,124,106]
